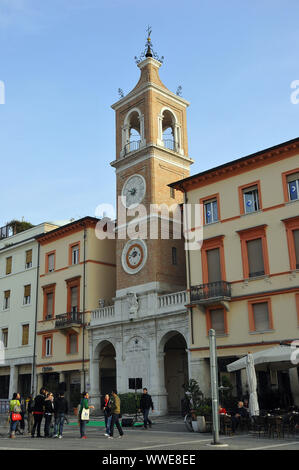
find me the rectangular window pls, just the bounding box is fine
[172,247,177,265]
[207,248,222,282]
[293,229,299,269]
[243,186,260,214]
[4,290,10,310]
[25,249,32,269]
[21,324,29,346]
[287,172,299,201]
[70,286,78,313]
[45,337,52,357]
[204,199,218,224]
[251,302,271,332]
[71,245,79,265]
[170,187,175,199]
[47,253,55,273]
[246,238,265,277]
[209,308,226,335]
[2,328,8,348]
[46,292,54,319]
[68,333,78,354]
[6,257,12,275]
[23,285,31,305]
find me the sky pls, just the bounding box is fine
[0,0,299,227]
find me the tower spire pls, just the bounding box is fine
[135,27,164,65]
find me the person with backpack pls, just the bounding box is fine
[53,391,69,438]
[9,392,22,439]
[26,394,34,434]
[108,390,124,439]
[78,391,94,439]
[31,387,46,438]
[139,388,154,429]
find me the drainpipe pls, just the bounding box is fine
[31,241,40,396]
[82,226,87,391]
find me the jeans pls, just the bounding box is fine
[44,414,53,437]
[110,414,123,437]
[54,413,65,436]
[142,408,152,428]
[32,413,43,436]
[10,414,18,433]
[79,419,86,437]
[105,415,112,435]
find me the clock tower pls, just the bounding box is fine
[111,33,193,297]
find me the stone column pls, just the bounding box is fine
[89,359,101,412]
[289,368,299,406]
[190,357,210,397]
[8,363,18,398]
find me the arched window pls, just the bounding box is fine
[158,108,182,154]
[121,108,145,156]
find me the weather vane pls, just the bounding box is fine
[134,26,164,65]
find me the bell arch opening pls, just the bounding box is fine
[122,108,144,155]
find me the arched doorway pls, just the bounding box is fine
[99,341,116,400]
[162,332,188,414]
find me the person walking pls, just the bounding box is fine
[103,394,112,437]
[9,392,22,439]
[26,395,34,434]
[44,392,55,437]
[31,388,46,438]
[53,391,69,438]
[108,390,124,439]
[139,388,154,429]
[78,391,94,439]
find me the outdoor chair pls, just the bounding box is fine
[239,416,251,432]
[281,413,294,438]
[267,415,283,439]
[220,415,232,436]
[252,415,267,438]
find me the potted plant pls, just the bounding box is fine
[195,400,212,432]
[183,379,204,432]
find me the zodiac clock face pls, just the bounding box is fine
[121,174,146,208]
[121,239,147,274]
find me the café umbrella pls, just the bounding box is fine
[245,353,259,416]
[226,344,299,372]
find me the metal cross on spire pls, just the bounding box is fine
[134,27,164,65]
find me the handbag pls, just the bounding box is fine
[81,408,90,421]
[11,412,22,421]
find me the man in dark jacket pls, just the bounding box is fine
[31,388,46,438]
[53,392,68,438]
[139,388,154,429]
[231,401,249,433]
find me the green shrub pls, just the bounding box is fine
[119,393,142,414]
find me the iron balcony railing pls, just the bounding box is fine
[124,140,141,155]
[55,311,83,328]
[190,281,232,303]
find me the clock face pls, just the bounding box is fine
[121,174,146,208]
[122,239,147,274]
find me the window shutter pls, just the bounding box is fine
[207,248,222,282]
[253,302,269,331]
[24,285,31,297]
[287,172,299,182]
[22,325,29,345]
[26,250,32,264]
[71,286,78,311]
[69,334,77,354]
[246,238,264,277]
[48,254,54,272]
[293,230,299,268]
[47,293,53,317]
[4,290,10,299]
[210,308,225,335]
[6,257,12,275]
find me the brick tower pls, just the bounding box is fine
[110,32,193,297]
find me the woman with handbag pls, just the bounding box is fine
[9,392,22,439]
[78,391,94,439]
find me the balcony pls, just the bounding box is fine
[190,281,232,306]
[124,140,141,155]
[55,311,83,333]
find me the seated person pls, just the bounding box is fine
[231,401,249,433]
[218,405,227,415]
